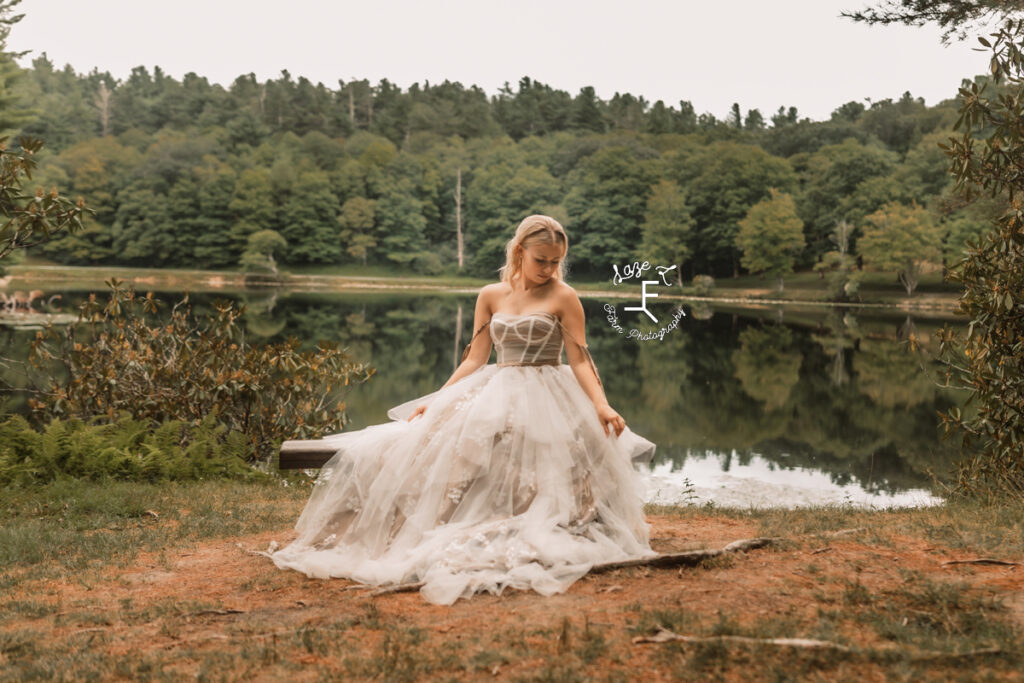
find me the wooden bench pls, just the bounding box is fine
[278,440,337,470]
[280,439,655,470]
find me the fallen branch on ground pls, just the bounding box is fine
[634,628,1004,661]
[942,558,1022,567]
[191,609,245,617]
[588,537,779,574]
[633,628,849,650]
[827,527,865,537]
[910,647,1004,661]
[371,581,423,597]
[162,634,229,650]
[69,627,109,636]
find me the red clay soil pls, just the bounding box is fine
[9,514,1023,681]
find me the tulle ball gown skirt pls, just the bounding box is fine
[270,362,656,606]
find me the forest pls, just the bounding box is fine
[1,52,997,286]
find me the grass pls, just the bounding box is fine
[626,589,1017,681]
[644,500,1024,557]
[0,478,309,590]
[0,480,1021,680]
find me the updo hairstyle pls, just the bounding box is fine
[498,215,569,285]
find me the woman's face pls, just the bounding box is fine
[519,242,563,287]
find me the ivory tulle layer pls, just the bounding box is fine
[270,360,656,605]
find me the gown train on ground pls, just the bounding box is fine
[270,311,656,605]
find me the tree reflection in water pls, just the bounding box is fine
[0,289,966,498]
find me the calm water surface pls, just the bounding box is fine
[1,286,966,508]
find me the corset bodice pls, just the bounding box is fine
[490,311,563,365]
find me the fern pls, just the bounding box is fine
[0,416,270,487]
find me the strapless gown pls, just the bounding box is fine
[270,311,656,605]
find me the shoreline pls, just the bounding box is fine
[2,264,965,314]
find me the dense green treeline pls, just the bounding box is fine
[5,54,998,281]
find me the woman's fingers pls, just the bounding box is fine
[597,405,626,438]
[602,416,625,437]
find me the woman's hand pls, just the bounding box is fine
[596,403,626,437]
[407,404,427,422]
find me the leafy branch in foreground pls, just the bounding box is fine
[0,135,90,263]
[28,279,375,464]
[842,1,1024,42]
[935,23,1024,500]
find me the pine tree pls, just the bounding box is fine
[0,0,32,131]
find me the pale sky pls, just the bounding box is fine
[6,0,995,122]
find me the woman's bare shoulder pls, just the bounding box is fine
[484,282,512,294]
[481,282,512,298]
[553,279,580,297]
[478,282,510,311]
[552,280,584,317]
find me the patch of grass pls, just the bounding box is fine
[740,505,874,538]
[841,580,875,607]
[237,565,293,593]
[648,500,1024,561]
[627,604,702,636]
[0,598,60,621]
[118,598,225,625]
[698,553,737,570]
[341,625,436,682]
[900,501,1024,556]
[0,479,307,589]
[0,629,41,663]
[627,607,855,682]
[467,648,509,673]
[859,571,1018,653]
[577,617,609,664]
[357,600,385,630]
[627,583,1019,681]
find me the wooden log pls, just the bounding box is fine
[588,537,778,574]
[278,440,337,470]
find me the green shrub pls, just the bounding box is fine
[29,279,374,463]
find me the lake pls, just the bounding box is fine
[1,284,966,508]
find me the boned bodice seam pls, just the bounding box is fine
[490,311,562,364]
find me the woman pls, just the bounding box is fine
[271,215,656,605]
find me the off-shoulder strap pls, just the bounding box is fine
[460,316,493,363]
[555,320,603,388]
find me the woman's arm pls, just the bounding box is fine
[407,286,494,421]
[560,289,626,437]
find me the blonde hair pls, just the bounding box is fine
[498,215,569,285]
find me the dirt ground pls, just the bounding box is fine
[6,513,1022,681]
